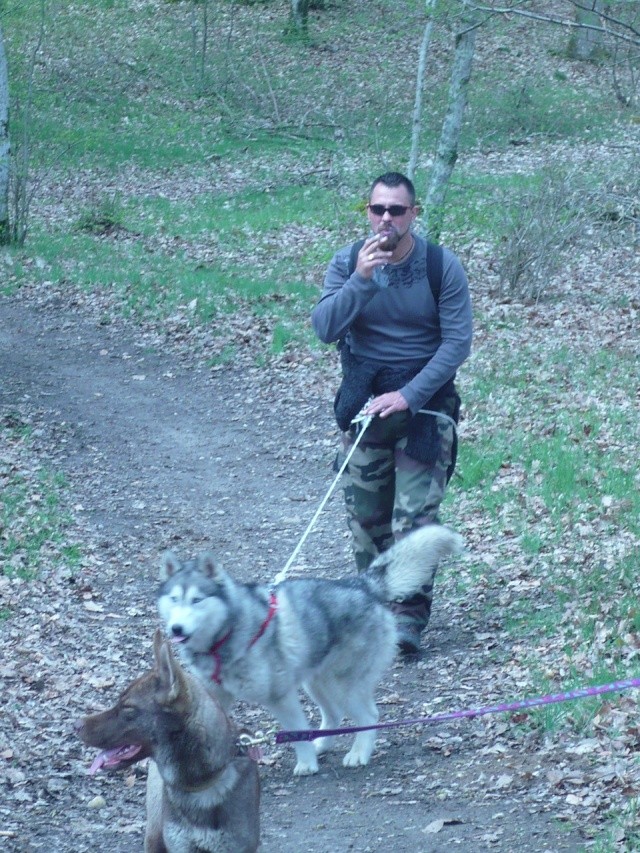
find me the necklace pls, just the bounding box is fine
[390,236,414,265]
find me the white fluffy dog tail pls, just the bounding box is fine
[367,526,464,602]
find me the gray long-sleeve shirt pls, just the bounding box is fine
[311,234,473,414]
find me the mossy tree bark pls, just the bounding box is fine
[0,24,9,245]
[424,26,476,241]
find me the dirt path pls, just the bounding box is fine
[0,296,587,852]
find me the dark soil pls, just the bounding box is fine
[0,295,590,852]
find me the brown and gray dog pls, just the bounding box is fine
[76,629,260,853]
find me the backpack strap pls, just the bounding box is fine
[425,241,442,307]
[348,239,366,280]
[348,238,443,307]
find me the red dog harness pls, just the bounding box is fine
[209,592,278,684]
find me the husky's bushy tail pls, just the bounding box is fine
[365,525,464,602]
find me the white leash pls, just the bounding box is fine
[272,406,458,587]
[271,412,374,586]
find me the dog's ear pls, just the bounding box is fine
[152,627,165,662]
[196,551,224,579]
[155,633,184,704]
[159,551,181,581]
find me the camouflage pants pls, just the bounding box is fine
[339,407,456,631]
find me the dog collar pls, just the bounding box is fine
[248,592,278,649]
[176,766,230,794]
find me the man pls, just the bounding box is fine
[311,171,472,656]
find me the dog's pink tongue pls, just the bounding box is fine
[88,751,110,774]
[88,744,141,774]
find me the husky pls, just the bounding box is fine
[157,525,463,776]
[76,629,260,853]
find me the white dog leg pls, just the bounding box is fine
[342,693,378,768]
[343,729,377,768]
[269,693,319,776]
[304,678,343,757]
[315,724,339,757]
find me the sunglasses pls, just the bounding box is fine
[368,204,412,217]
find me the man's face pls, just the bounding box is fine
[367,183,417,251]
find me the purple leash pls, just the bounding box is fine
[275,677,640,744]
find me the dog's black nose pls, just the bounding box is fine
[171,625,185,637]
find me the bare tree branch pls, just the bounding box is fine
[462,0,640,46]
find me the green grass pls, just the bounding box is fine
[2,11,639,846]
[4,0,623,178]
[3,0,632,319]
[3,0,635,550]
[206,344,237,368]
[19,228,319,321]
[458,407,639,544]
[0,462,77,580]
[452,439,507,491]
[118,183,333,241]
[590,800,640,852]
[0,0,635,691]
[451,336,639,713]
[524,684,609,735]
[1,415,83,581]
[466,77,615,147]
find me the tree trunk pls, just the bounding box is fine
[407,0,437,182]
[0,24,9,245]
[288,0,310,35]
[567,1,606,61]
[425,26,476,241]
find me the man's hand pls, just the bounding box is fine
[365,391,409,419]
[355,235,393,279]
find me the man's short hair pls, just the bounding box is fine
[370,172,416,206]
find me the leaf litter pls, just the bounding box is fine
[1,138,639,852]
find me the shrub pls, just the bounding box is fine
[496,169,588,301]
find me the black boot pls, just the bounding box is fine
[391,591,433,657]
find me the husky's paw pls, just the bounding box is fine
[342,748,371,768]
[293,760,319,776]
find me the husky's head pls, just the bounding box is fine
[158,551,232,653]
